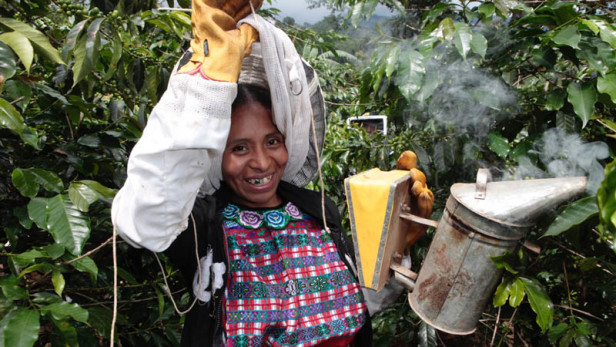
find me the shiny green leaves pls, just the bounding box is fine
[71,18,104,86]
[0,308,40,347]
[27,195,90,256]
[542,197,599,237]
[597,73,616,103]
[12,168,63,198]
[0,18,63,65]
[493,276,554,332]
[0,97,24,135]
[567,82,597,128]
[0,31,33,72]
[597,159,616,248]
[519,277,554,332]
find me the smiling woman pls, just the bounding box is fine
[111,0,377,345]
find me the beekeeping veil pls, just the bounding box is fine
[199,14,326,195]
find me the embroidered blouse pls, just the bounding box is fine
[222,202,368,346]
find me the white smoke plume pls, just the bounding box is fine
[509,128,609,193]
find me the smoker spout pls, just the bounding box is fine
[451,175,587,226]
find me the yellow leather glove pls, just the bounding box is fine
[177,0,262,82]
[396,150,434,251]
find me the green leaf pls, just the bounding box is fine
[520,277,553,332]
[478,2,495,17]
[12,168,64,198]
[597,20,616,49]
[3,80,32,111]
[453,22,473,58]
[488,133,509,159]
[0,97,24,135]
[19,263,53,278]
[597,73,616,103]
[0,308,40,347]
[51,318,79,347]
[543,197,599,237]
[26,197,47,232]
[68,255,98,283]
[567,82,596,128]
[27,195,91,255]
[0,40,17,81]
[397,49,424,100]
[545,89,566,111]
[79,180,116,200]
[85,18,103,67]
[62,19,88,61]
[384,45,400,81]
[417,320,437,347]
[40,302,89,323]
[470,32,487,59]
[0,31,33,73]
[43,243,65,260]
[68,182,99,212]
[87,307,113,339]
[20,126,40,150]
[509,278,525,307]
[433,18,455,41]
[491,253,519,274]
[551,25,581,49]
[597,159,616,234]
[103,32,123,82]
[11,249,47,268]
[350,3,363,28]
[52,270,65,297]
[71,31,92,86]
[493,277,512,307]
[0,18,63,64]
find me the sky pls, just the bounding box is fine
[266,0,393,25]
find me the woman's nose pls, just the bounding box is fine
[249,147,270,170]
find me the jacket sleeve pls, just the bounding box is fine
[111,70,237,253]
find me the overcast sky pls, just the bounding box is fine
[266,0,393,25]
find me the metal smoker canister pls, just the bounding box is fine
[408,172,587,335]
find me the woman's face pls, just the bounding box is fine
[222,101,288,208]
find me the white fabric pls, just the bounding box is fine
[111,73,236,252]
[239,14,312,186]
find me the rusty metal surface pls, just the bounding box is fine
[409,197,525,335]
[407,174,587,335]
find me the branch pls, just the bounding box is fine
[62,236,113,265]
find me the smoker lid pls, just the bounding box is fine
[450,174,587,227]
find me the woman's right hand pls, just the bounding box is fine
[177,0,262,82]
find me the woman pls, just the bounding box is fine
[112,1,373,345]
[163,84,372,345]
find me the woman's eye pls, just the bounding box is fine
[231,145,247,152]
[268,138,282,146]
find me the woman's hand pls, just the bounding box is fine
[396,150,435,250]
[177,0,262,82]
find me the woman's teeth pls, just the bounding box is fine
[247,175,272,185]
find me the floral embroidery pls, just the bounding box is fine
[263,210,289,229]
[285,202,302,220]
[238,210,263,229]
[222,204,240,219]
[223,203,304,229]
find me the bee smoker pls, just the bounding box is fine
[345,169,587,334]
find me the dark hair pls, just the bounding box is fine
[232,84,272,112]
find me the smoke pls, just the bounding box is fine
[509,128,610,193]
[404,55,519,138]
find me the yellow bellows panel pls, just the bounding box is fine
[344,168,411,291]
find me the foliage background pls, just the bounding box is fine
[0,0,615,346]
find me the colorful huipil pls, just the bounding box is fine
[222,202,367,346]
